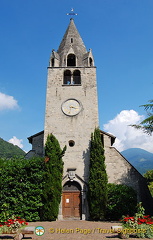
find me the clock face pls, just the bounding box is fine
[62,99,82,116]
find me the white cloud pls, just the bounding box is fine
[0,92,19,111]
[103,110,153,153]
[8,136,23,149]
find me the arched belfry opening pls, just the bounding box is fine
[73,70,81,84]
[63,70,81,85]
[62,181,82,219]
[64,70,71,84]
[67,54,76,66]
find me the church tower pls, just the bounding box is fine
[26,17,153,220]
[44,18,99,220]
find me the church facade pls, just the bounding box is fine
[26,19,153,219]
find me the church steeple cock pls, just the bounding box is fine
[66,8,78,17]
[49,18,95,68]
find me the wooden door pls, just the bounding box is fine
[62,191,81,218]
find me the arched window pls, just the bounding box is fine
[67,54,76,66]
[89,57,93,67]
[64,70,71,85]
[73,70,81,84]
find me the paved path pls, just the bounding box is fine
[28,220,146,240]
[0,220,149,240]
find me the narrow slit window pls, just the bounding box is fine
[51,58,54,67]
[89,57,93,67]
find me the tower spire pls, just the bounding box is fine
[57,18,87,67]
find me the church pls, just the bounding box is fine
[25,18,153,220]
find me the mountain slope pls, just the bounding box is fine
[0,138,25,158]
[121,148,153,175]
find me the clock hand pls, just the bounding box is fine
[70,106,78,109]
[68,107,72,114]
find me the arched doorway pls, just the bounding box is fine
[62,181,82,219]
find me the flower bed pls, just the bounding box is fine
[123,215,153,225]
[0,216,28,234]
[120,203,153,238]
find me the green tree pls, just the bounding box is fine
[131,100,153,135]
[88,128,108,220]
[41,134,66,221]
[144,170,153,197]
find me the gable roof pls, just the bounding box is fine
[27,130,116,145]
[100,130,116,146]
[27,130,44,144]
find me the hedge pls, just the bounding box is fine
[0,157,45,221]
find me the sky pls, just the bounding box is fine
[0,0,153,153]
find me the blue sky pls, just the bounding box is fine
[0,0,153,153]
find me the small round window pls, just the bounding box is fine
[69,140,75,147]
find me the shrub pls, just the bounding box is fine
[0,156,45,221]
[106,183,137,220]
[144,170,153,197]
[1,134,66,222]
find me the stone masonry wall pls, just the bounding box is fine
[44,67,99,183]
[31,133,44,157]
[104,134,153,214]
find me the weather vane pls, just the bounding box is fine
[67,8,78,17]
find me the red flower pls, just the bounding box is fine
[1,216,28,228]
[123,216,135,222]
[138,218,147,223]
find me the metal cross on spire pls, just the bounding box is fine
[67,8,78,17]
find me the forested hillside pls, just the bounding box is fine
[0,138,25,158]
[121,148,153,175]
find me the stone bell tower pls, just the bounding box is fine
[44,18,99,220]
[26,17,153,220]
[25,16,153,220]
